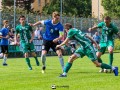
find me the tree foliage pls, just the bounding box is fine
[2,0,14,6]
[101,0,120,18]
[1,0,34,14]
[42,0,91,17]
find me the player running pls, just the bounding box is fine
[56,23,118,77]
[0,20,10,66]
[31,11,64,73]
[15,15,39,70]
[88,16,120,73]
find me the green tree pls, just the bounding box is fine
[2,0,14,6]
[42,0,91,17]
[101,0,120,18]
[1,0,34,14]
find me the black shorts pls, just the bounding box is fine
[42,39,61,53]
[1,45,9,54]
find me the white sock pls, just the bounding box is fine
[63,72,67,75]
[41,54,46,67]
[58,56,64,71]
[112,67,115,70]
[3,56,7,64]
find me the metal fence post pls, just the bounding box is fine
[74,16,76,28]
[80,18,83,30]
[14,0,16,30]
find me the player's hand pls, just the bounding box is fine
[88,28,92,32]
[38,35,42,40]
[96,44,100,50]
[29,23,34,26]
[2,35,9,39]
[56,45,61,49]
[6,35,9,39]
[14,41,19,45]
[53,39,58,44]
[29,39,33,43]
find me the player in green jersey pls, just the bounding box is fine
[88,16,119,73]
[15,15,39,70]
[56,23,118,77]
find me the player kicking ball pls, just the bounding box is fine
[56,23,118,77]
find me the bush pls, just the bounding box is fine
[114,39,120,50]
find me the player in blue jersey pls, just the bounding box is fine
[0,20,10,66]
[31,11,64,73]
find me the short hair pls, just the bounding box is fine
[19,15,25,20]
[104,16,111,20]
[52,11,60,18]
[3,20,8,25]
[65,23,73,29]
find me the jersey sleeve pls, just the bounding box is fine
[97,22,104,28]
[0,30,3,36]
[29,25,33,32]
[44,20,50,25]
[113,25,119,34]
[15,26,19,34]
[67,29,76,39]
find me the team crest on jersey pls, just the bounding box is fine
[103,26,108,30]
[55,28,58,30]
[50,29,54,33]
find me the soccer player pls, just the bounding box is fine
[56,23,118,77]
[31,11,64,73]
[0,20,10,66]
[88,16,119,73]
[15,15,39,70]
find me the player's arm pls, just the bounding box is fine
[113,25,120,39]
[86,35,100,50]
[88,22,103,32]
[0,33,9,39]
[0,34,2,38]
[14,33,18,44]
[6,32,11,39]
[31,20,45,26]
[56,38,70,49]
[30,31,34,43]
[88,26,98,32]
[29,26,34,43]
[0,31,3,38]
[53,31,64,43]
[14,27,19,45]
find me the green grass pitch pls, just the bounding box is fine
[0,53,120,90]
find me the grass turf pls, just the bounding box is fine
[0,53,120,90]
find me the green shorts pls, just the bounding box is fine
[21,42,36,53]
[75,45,97,61]
[98,40,114,54]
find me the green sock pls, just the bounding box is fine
[109,53,113,66]
[97,58,102,63]
[25,58,32,68]
[101,63,112,69]
[64,62,72,73]
[34,56,39,66]
[98,58,103,69]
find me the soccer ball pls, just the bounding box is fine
[51,84,56,89]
